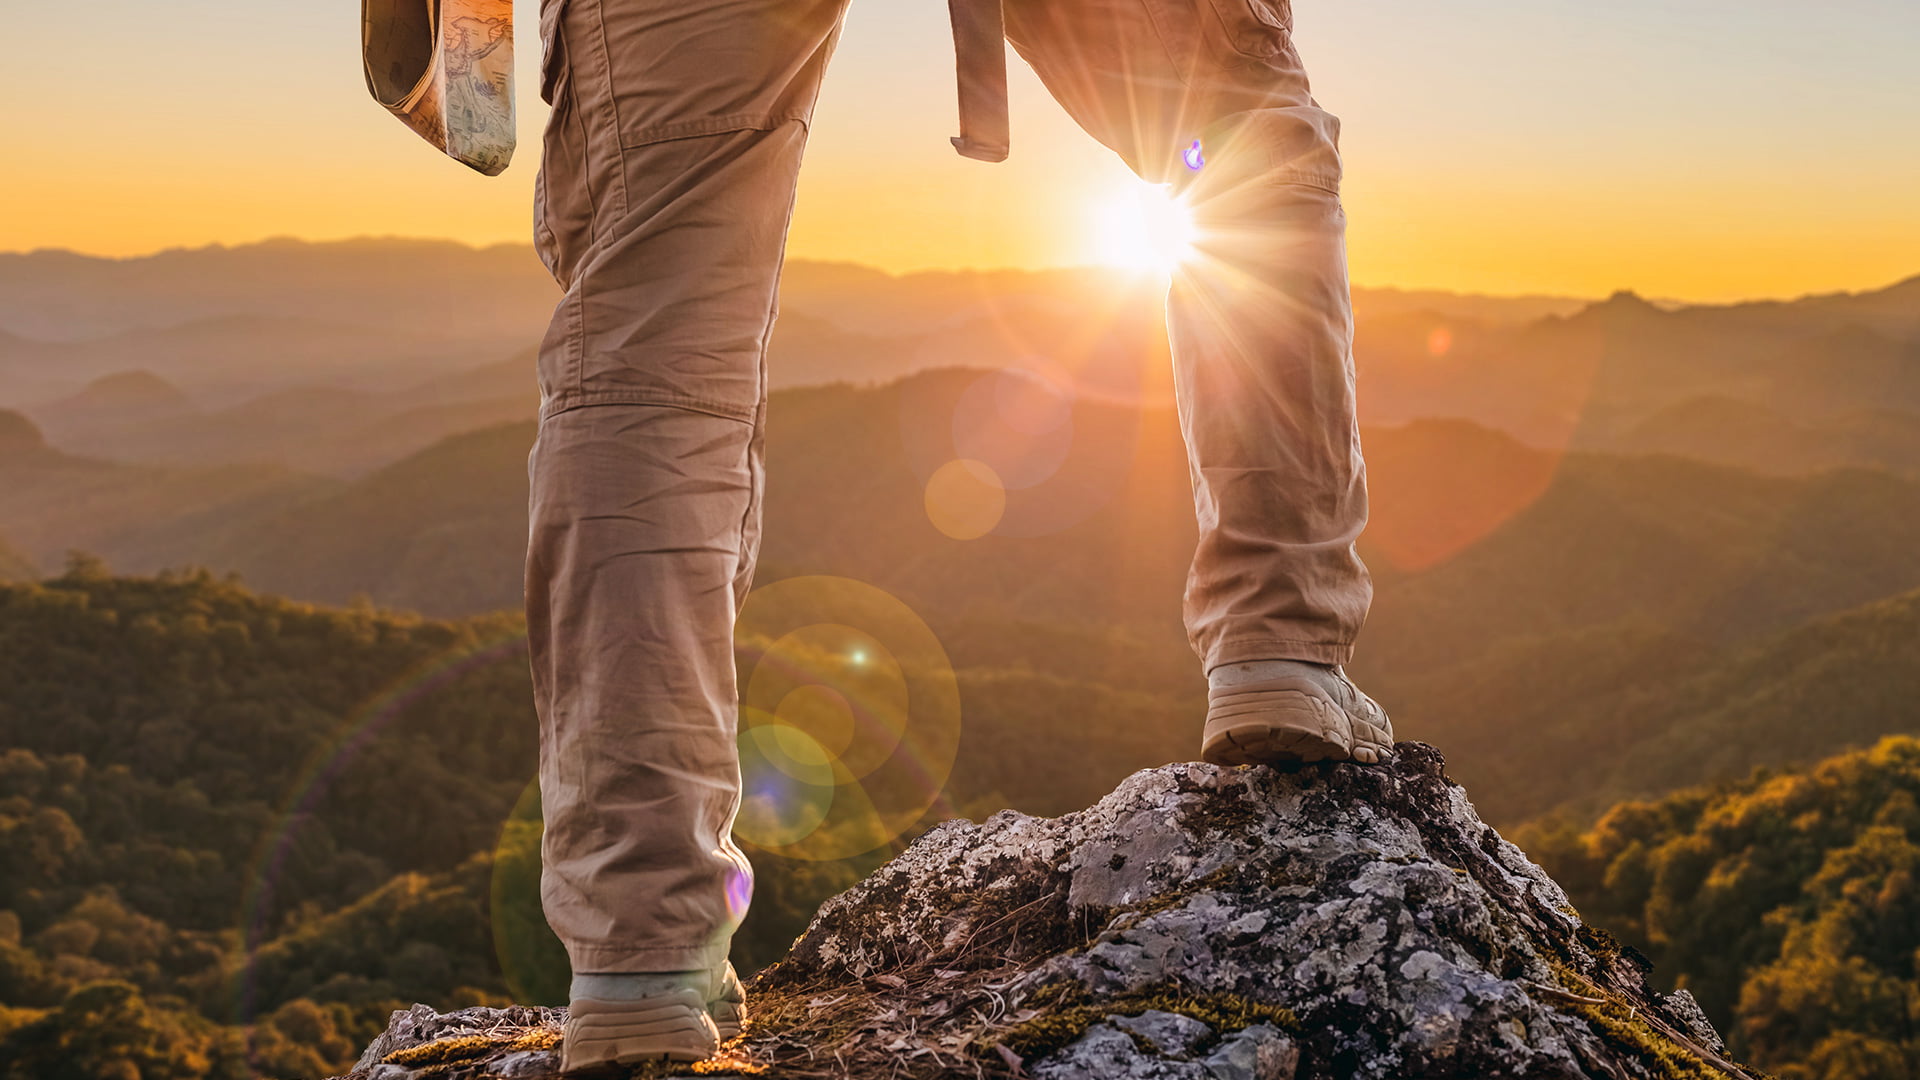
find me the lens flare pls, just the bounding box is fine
[953,369,1073,490]
[735,714,838,848]
[1093,179,1197,274]
[925,458,1006,540]
[732,576,961,861]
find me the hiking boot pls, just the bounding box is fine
[561,962,746,1071]
[1202,660,1394,767]
[709,961,748,1040]
[562,989,717,1071]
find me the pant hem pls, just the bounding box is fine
[566,940,733,975]
[1203,637,1355,672]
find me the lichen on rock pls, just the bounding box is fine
[333,745,1757,1079]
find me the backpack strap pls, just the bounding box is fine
[947,0,1010,161]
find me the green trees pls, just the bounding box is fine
[1528,736,1920,1079]
[0,569,936,1075]
[5,562,1918,1079]
[0,568,540,1073]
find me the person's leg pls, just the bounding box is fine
[525,0,846,1057]
[1005,0,1389,762]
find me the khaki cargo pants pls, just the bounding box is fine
[527,0,1371,972]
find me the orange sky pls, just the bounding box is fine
[4,1,1917,301]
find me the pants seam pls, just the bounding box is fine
[619,112,809,150]
[564,287,586,402]
[585,0,629,222]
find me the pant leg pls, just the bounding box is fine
[1005,0,1372,671]
[527,0,846,974]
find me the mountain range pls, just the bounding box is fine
[3,238,1919,827]
[7,239,1918,487]
[3,239,1920,1080]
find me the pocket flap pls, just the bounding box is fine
[539,0,570,105]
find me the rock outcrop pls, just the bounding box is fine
[334,745,1756,1079]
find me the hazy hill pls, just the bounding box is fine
[27,367,537,478]
[0,313,497,407]
[0,238,552,343]
[16,369,1920,681]
[1360,454,1920,676]
[1408,580,1920,825]
[11,374,1919,837]
[0,534,33,581]
[38,369,194,427]
[115,375,1564,624]
[1619,395,1920,478]
[6,240,1918,484]
[1354,282,1920,477]
[0,238,1591,408]
[0,408,338,573]
[199,424,533,615]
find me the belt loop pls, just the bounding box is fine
[948,0,1010,162]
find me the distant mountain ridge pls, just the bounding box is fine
[28,361,537,478]
[5,239,1918,487]
[6,370,1919,833]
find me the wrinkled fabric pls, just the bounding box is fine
[527,0,1371,972]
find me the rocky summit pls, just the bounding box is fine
[334,744,1756,1079]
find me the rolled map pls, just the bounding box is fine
[362,0,516,176]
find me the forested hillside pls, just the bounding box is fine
[0,566,535,1076]
[0,567,1205,1076]
[0,537,30,582]
[3,245,1916,1078]
[11,373,1920,830]
[1528,735,1920,1080]
[0,566,1910,1079]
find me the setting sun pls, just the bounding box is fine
[1091,179,1197,275]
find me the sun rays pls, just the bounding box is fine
[1091,177,1199,276]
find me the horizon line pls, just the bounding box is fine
[4,233,1917,308]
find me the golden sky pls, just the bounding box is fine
[4,0,1917,301]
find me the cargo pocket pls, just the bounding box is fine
[538,0,570,105]
[1202,0,1292,61]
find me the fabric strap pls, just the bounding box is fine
[947,0,1010,161]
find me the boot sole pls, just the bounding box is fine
[712,1000,746,1041]
[562,997,718,1072]
[1203,683,1390,767]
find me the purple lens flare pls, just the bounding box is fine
[1183,139,1205,171]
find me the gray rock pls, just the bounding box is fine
[487,1049,564,1077]
[344,1002,565,1077]
[1027,1011,1297,1080]
[1203,1024,1298,1080]
[351,1004,440,1071]
[1112,1010,1214,1056]
[1658,989,1727,1056]
[1033,1022,1203,1079]
[334,745,1754,1079]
